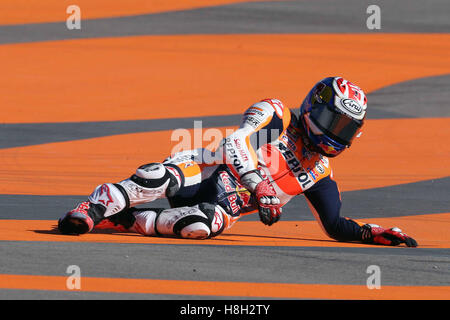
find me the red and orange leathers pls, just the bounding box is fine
[222,98,332,203]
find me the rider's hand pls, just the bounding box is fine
[254,179,282,226]
[362,224,418,247]
[240,170,282,226]
[258,205,282,226]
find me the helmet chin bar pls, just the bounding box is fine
[304,112,323,135]
[305,131,346,158]
[298,113,344,158]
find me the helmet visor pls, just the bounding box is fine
[309,103,363,145]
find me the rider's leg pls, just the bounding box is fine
[58,149,218,235]
[58,162,182,235]
[96,203,235,240]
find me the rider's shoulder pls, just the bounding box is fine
[250,98,287,117]
[244,98,291,125]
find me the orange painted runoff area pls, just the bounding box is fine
[1,118,449,195]
[0,0,266,25]
[0,213,449,248]
[1,34,450,124]
[0,274,448,299]
[0,126,236,195]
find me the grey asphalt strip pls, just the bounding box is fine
[0,114,242,149]
[0,0,449,45]
[0,241,448,288]
[1,177,448,221]
[366,74,450,120]
[0,196,169,220]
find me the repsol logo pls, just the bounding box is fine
[277,142,313,189]
[225,138,245,173]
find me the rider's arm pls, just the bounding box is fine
[303,175,364,242]
[222,98,291,178]
[303,176,418,246]
[221,99,291,225]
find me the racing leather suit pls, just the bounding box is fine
[163,98,364,241]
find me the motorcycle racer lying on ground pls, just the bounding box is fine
[58,76,418,247]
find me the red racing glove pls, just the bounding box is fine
[240,170,282,226]
[361,224,418,247]
[255,179,282,226]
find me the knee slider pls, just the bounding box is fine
[132,163,171,192]
[156,206,211,239]
[119,163,180,206]
[178,222,210,239]
[133,163,179,192]
[134,163,167,183]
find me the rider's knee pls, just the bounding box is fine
[118,163,181,206]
